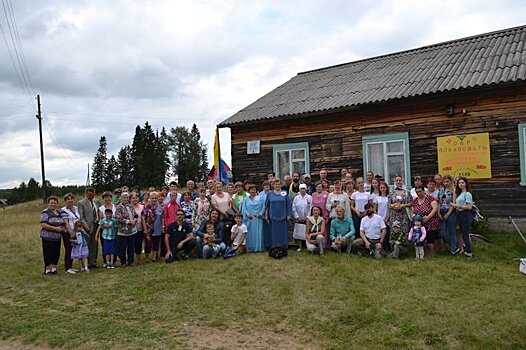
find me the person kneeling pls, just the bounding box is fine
[388,220,408,259]
[224,213,247,259]
[351,204,386,259]
[165,209,196,263]
[202,222,226,259]
[305,206,326,255]
[330,206,355,253]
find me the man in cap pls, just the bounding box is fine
[388,220,408,259]
[351,203,386,258]
[302,173,316,195]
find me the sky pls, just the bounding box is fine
[1,0,525,189]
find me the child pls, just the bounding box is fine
[225,213,247,258]
[71,221,89,272]
[408,215,427,260]
[388,221,407,259]
[202,222,226,259]
[96,208,117,269]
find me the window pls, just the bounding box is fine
[362,132,411,185]
[273,142,310,180]
[519,123,526,186]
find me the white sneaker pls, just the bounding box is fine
[66,268,76,274]
[84,267,90,273]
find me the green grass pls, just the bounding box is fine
[0,201,525,349]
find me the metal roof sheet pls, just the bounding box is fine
[220,25,526,127]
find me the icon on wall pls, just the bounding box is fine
[247,140,260,154]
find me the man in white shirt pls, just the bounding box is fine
[351,203,386,259]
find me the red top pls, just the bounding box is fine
[163,200,180,229]
[412,194,440,231]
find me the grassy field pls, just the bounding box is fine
[0,200,525,349]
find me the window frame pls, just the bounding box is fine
[273,142,310,180]
[519,123,526,186]
[362,132,411,185]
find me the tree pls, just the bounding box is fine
[130,125,144,186]
[169,124,208,186]
[117,145,134,187]
[27,178,40,201]
[190,124,208,181]
[152,127,170,186]
[105,155,119,190]
[91,136,108,191]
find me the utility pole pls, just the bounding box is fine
[36,95,47,203]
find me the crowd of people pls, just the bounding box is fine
[39,169,476,275]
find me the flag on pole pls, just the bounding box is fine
[213,127,221,180]
[208,127,232,183]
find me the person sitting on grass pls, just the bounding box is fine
[96,208,117,269]
[165,209,196,263]
[305,206,326,256]
[351,203,386,259]
[388,220,408,259]
[202,222,227,259]
[229,213,247,255]
[330,205,355,253]
[71,221,90,273]
[196,209,225,258]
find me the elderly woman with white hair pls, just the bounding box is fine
[115,192,138,267]
[292,184,312,251]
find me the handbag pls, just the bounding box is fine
[292,223,306,240]
[269,245,288,259]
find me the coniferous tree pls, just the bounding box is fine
[169,124,208,186]
[131,125,144,186]
[105,155,118,190]
[91,136,108,192]
[27,178,40,201]
[190,124,208,181]
[117,145,134,187]
[153,127,170,186]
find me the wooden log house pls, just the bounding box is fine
[219,25,526,218]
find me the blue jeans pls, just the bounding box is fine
[457,210,472,253]
[202,242,226,259]
[439,210,457,253]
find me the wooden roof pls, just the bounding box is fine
[220,25,526,127]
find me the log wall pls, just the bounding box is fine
[226,83,526,217]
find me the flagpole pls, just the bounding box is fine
[214,127,221,181]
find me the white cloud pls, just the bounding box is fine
[1,0,525,187]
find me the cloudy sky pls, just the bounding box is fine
[1,0,525,188]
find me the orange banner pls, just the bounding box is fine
[437,132,491,179]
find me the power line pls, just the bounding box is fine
[42,116,78,164]
[6,0,35,94]
[47,117,156,126]
[0,0,35,110]
[0,18,31,102]
[0,102,32,118]
[47,111,195,121]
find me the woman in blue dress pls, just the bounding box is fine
[265,179,292,248]
[258,181,272,249]
[242,184,265,252]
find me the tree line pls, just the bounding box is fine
[91,122,208,191]
[0,178,86,205]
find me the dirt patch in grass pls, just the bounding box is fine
[183,323,317,350]
[0,338,57,350]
